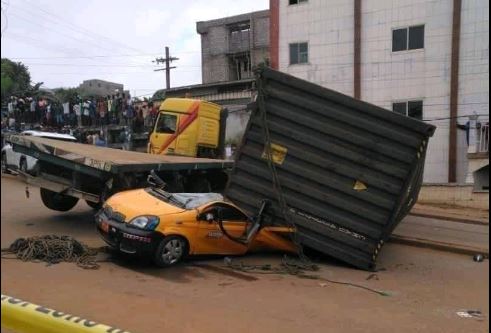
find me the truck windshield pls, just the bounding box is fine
[155,114,177,134]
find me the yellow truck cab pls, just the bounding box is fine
[148,98,226,158]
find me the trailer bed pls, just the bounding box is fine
[11,135,233,174]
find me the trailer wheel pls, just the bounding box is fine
[40,188,79,212]
[153,236,188,267]
[86,200,101,210]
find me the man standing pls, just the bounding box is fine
[74,101,82,127]
[62,101,70,126]
[83,100,90,126]
[30,98,36,124]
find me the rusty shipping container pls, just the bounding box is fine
[225,67,436,271]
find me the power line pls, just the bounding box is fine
[6,2,149,67]
[7,10,130,58]
[7,53,162,60]
[17,0,146,56]
[423,114,489,121]
[17,62,199,69]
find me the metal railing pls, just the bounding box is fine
[478,123,489,153]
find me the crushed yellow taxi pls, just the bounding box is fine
[95,173,296,267]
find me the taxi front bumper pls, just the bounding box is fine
[95,210,161,255]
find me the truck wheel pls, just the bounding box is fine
[40,188,79,212]
[153,236,188,267]
[86,200,101,210]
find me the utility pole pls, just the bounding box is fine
[153,46,179,90]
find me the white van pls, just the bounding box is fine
[1,130,77,173]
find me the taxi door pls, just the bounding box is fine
[195,204,249,255]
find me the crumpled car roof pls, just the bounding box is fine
[172,193,224,209]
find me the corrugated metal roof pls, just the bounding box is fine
[225,67,436,271]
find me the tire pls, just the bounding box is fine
[40,188,79,212]
[86,200,101,210]
[19,158,28,173]
[153,236,188,267]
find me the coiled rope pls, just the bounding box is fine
[1,235,103,269]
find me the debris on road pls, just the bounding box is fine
[366,273,379,281]
[473,254,485,262]
[1,235,104,269]
[456,310,485,320]
[224,256,391,297]
[223,255,319,276]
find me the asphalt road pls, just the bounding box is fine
[1,174,489,333]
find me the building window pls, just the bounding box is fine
[289,0,308,4]
[392,25,425,52]
[97,83,101,88]
[392,100,423,120]
[289,42,308,65]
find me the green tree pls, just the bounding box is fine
[152,89,165,101]
[53,87,79,103]
[1,58,31,100]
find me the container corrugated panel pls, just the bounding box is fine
[225,67,436,271]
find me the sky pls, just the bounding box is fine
[0,0,269,98]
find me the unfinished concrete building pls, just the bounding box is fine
[197,10,270,84]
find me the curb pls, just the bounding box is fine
[390,234,489,257]
[409,212,489,226]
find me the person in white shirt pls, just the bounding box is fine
[83,101,90,126]
[74,103,82,127]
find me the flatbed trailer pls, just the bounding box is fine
[11,135,232,211]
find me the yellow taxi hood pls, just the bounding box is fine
[105,188,186,220]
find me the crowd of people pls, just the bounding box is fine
[2,93,159,133]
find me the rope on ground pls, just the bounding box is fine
[224,255,390,296]
[1,235,104,269]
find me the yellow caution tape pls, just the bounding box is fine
[1,294,131,333]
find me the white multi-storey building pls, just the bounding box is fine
[270,0,488,188]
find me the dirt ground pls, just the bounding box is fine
[1,174,489,333]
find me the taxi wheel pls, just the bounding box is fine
[154,236,188,267]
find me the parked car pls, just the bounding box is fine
[95,172,296,267]
[1,130,77,174]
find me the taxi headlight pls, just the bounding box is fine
[129,215,160,230]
